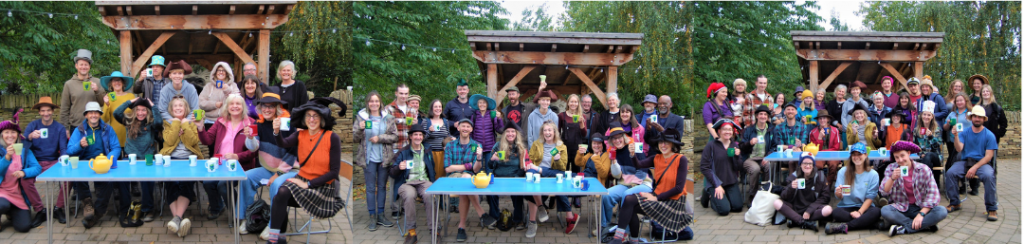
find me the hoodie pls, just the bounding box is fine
[198,62,241,123]
[526,107,559,146]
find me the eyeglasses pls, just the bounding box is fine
[800,162,814,166]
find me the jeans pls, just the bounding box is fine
[538,167,572,213]
[707,179,743,216]
[366,161,388,215]
[203,180,229,213]
[236,167,298,219]
[141,182,156,212]
[945,161,998,211]
[0,198,32,232]
[601,184,653,227]
[881,204,947,233]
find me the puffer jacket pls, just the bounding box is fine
[353,108,398,168]
[197,62,240,122]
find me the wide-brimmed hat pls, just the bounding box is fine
[851,80,867,90]
[815,109,834,121]
[149,55,166,68]
[885,109,911,123]
[889,140,920,154]
[712,118,739,131]
[755,105,772,116]
[100,71,135,92]
[641,94,657,106]
[967,74,989,85]
[656,128,684,147]
[409,120,429,136]
[846,103,869,116]
[607,121,628,138]
[83,101,103,115]
[532,90,559,103]
[163,60,193,77]
[32,97,58,110]
[469,94,496,111]
[72,49,92,64]
[793,86,804,95]
[256,93,287,105]
[289,97,348,130]
[970,105,988,119]
[0,108,24,134]
[706,83,726,99]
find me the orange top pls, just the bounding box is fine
[297,130,335,185]
[652,154,684,201]
[885,124,908,148]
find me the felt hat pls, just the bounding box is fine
[851,80,867,90]
[967,74,989,85]
[501,119,521,132]
[83,101,103,115]
[656,128,685,147]
[755,105,772,116]
[641,94,658,106]
[815,109,834,121]
[256,92,287,105]
[163,60,193,77]
[850,142,868,155]
[409,120,429,136]
[469,94,496,111]
[456,78,469,87]
[0,108,24,134]
[606,121,628,138]
[100,71,135,92]
[712,118,739,131]
[794,86,804,95]
[32,97,58,110]
[129,97,153,110]
[706,83,726,99]
[801,90,814,100]
[970,105,988,119]
[532,90,559,103]
[72,49,92,64]
[885,109,911,124]
[149,55,166,68]
[288,97,348,130]
[889,140,920,155]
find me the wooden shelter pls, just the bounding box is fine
[97,1,296,84]
[791,31,945,92]
[466,30,643,107]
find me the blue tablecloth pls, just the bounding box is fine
[37,159,246,181]
[763,151,919,161]
[425,177,608,196]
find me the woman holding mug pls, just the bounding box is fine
[0,112,43,233]
[160,96,205,237]
[775,153,833,232]
[113,98,162,222]
[824,142,880,235]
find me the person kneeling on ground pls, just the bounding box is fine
[700,119,743,215]
[880,141,946,236]
[774,153,832,232]
[0,111,43,233]
[824,142,881,234]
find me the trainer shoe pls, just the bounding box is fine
[824,222,848,235]
[888,225,906,237]
[178,218,192,237]
[456,228,467,242]
[564,212,579,234]
[538,208,550,222]
[526,222,538,238]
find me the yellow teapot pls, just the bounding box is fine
[471,172,493,189]
[802,143,820,156]
[88,154,113,174]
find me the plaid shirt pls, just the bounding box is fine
[772,120,808,148]
[444,138,481,174]
[386,101,413,150]
[743,91,773,127]
[880,162,941,212]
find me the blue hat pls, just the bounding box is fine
[149,55,166,67]
[468,94,496,111]
[642,94,657,105]
[850,142,868,154]
[100,71,135,92]
[799,152,815,164]
[794,86,804,95]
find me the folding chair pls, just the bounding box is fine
[637,178,693,243]
[284,159,354,243]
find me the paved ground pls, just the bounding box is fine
[0,159,1018,244]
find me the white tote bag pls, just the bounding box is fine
[744,184,780,226]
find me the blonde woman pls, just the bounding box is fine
[527,121,577,234]
[198,94,255,221]
[558,94,587,173]
[160,96,204,237]
[275,61,308,111]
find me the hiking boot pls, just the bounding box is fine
[31,209,47,228]
[404,229,417,244]
[479,214,497,229]
[564,212,579,234]
[969,188,979,196]
[377,213,394,227]
[81,198,94,219]
[786,220,798,228]
[178,218,192,237]
[988,211,999,221]
[959,181,967,195]
[700,190,710,208]
[824,222,848,235]
[456,228,467,242]
[888,225,906,236]
[526,222,538,238]
[946,204,962,212]
[877,221,888,231]
[52,207,66,224]
[801,221,818,232]
[142,211,156,222]
[537,208,549,222]
[368,214,379,231]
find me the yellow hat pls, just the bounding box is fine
[801,90,814,100]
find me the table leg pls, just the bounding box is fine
[47,181,52,244]
[431,194,438,244]
[595,195,601,244]
[64,181,70,228]
[232,180,239,244]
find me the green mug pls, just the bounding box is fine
[145,154,154,166]
[83,82,91,91]
[365,121,372,129]
[727,147,735,157]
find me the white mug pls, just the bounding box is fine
[188,155,198,166]
[227,159,238,171]
[59,155,69,166]
[39,128,49,139]
[280,118,291,131]
[526,172,534,182]
[162,156,171,167]
[556,174,564,183]
[154,154,164,165]
[534,174,541,183]
[128,154,137,165]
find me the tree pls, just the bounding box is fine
[861,1,1021,109]
[351,1,509,109]
[271,1,353,98]
[512,3,556,31]
[829,9,850,31]
[0,2,118,94]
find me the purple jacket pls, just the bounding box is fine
[702,100,733,126]
[470,110,503,153]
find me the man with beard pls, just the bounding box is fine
[501,79,548,139]
[944,105,999,221]
[444,79,476,137]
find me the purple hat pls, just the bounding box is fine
[889,141,920,155]
[0,108,24,134]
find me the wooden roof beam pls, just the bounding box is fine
[285,5,294,15]
[213,32,258,69]
[494,66,537,107]
[126,6,132,15]
[154,6,160,15]
[865,43,870,49]
[229,5,236,15]
[267,5,276,14]
[819,62,852,90]
[102,14,290,30]
[129,32,176,79]
[98,7,106,15]
[551,44,557,52]
[569,67,608,107]
[117,6,123,16]
[879,63,908,88]
[257,5,265,14]
[795,49,937,62]
[192,5,197,15]
[473,51,635,66]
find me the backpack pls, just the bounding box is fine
[245,199,271,233]
[495,208,515,231]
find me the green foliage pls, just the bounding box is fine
[351,1,509,110]
[562,1,692,114]
[828,9,850,31]
[512,3,556,31]
[271,1,353,97]
[0,2,118,94]
[861,1,1021,109]
[690,1,823,114]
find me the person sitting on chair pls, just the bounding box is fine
[944,105,999,221]
[390,120,438,244]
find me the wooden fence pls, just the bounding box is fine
[0,93,63,110]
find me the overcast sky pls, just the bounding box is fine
[500,0,868,31]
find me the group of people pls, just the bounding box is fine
[0,49,346,244]
[357,78,692,244]
[699,75,1004,237]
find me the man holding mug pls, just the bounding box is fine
[22,97,69,226]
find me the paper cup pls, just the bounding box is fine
[162,156,171,167]
[40,128,48,139]
[189,155,198,166]
[154,154,163,165]
[12,143,22,156]
[280,118,291,131]
[70,156,79,169]
[128,154,137,165]
[797,178,806,189]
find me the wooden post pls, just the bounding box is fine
[914,62,923,79]
[607,66,618,95]
[119,31,132,75]
[258,30,271,84]
[487,64,498,99]
[808,60,819,92]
